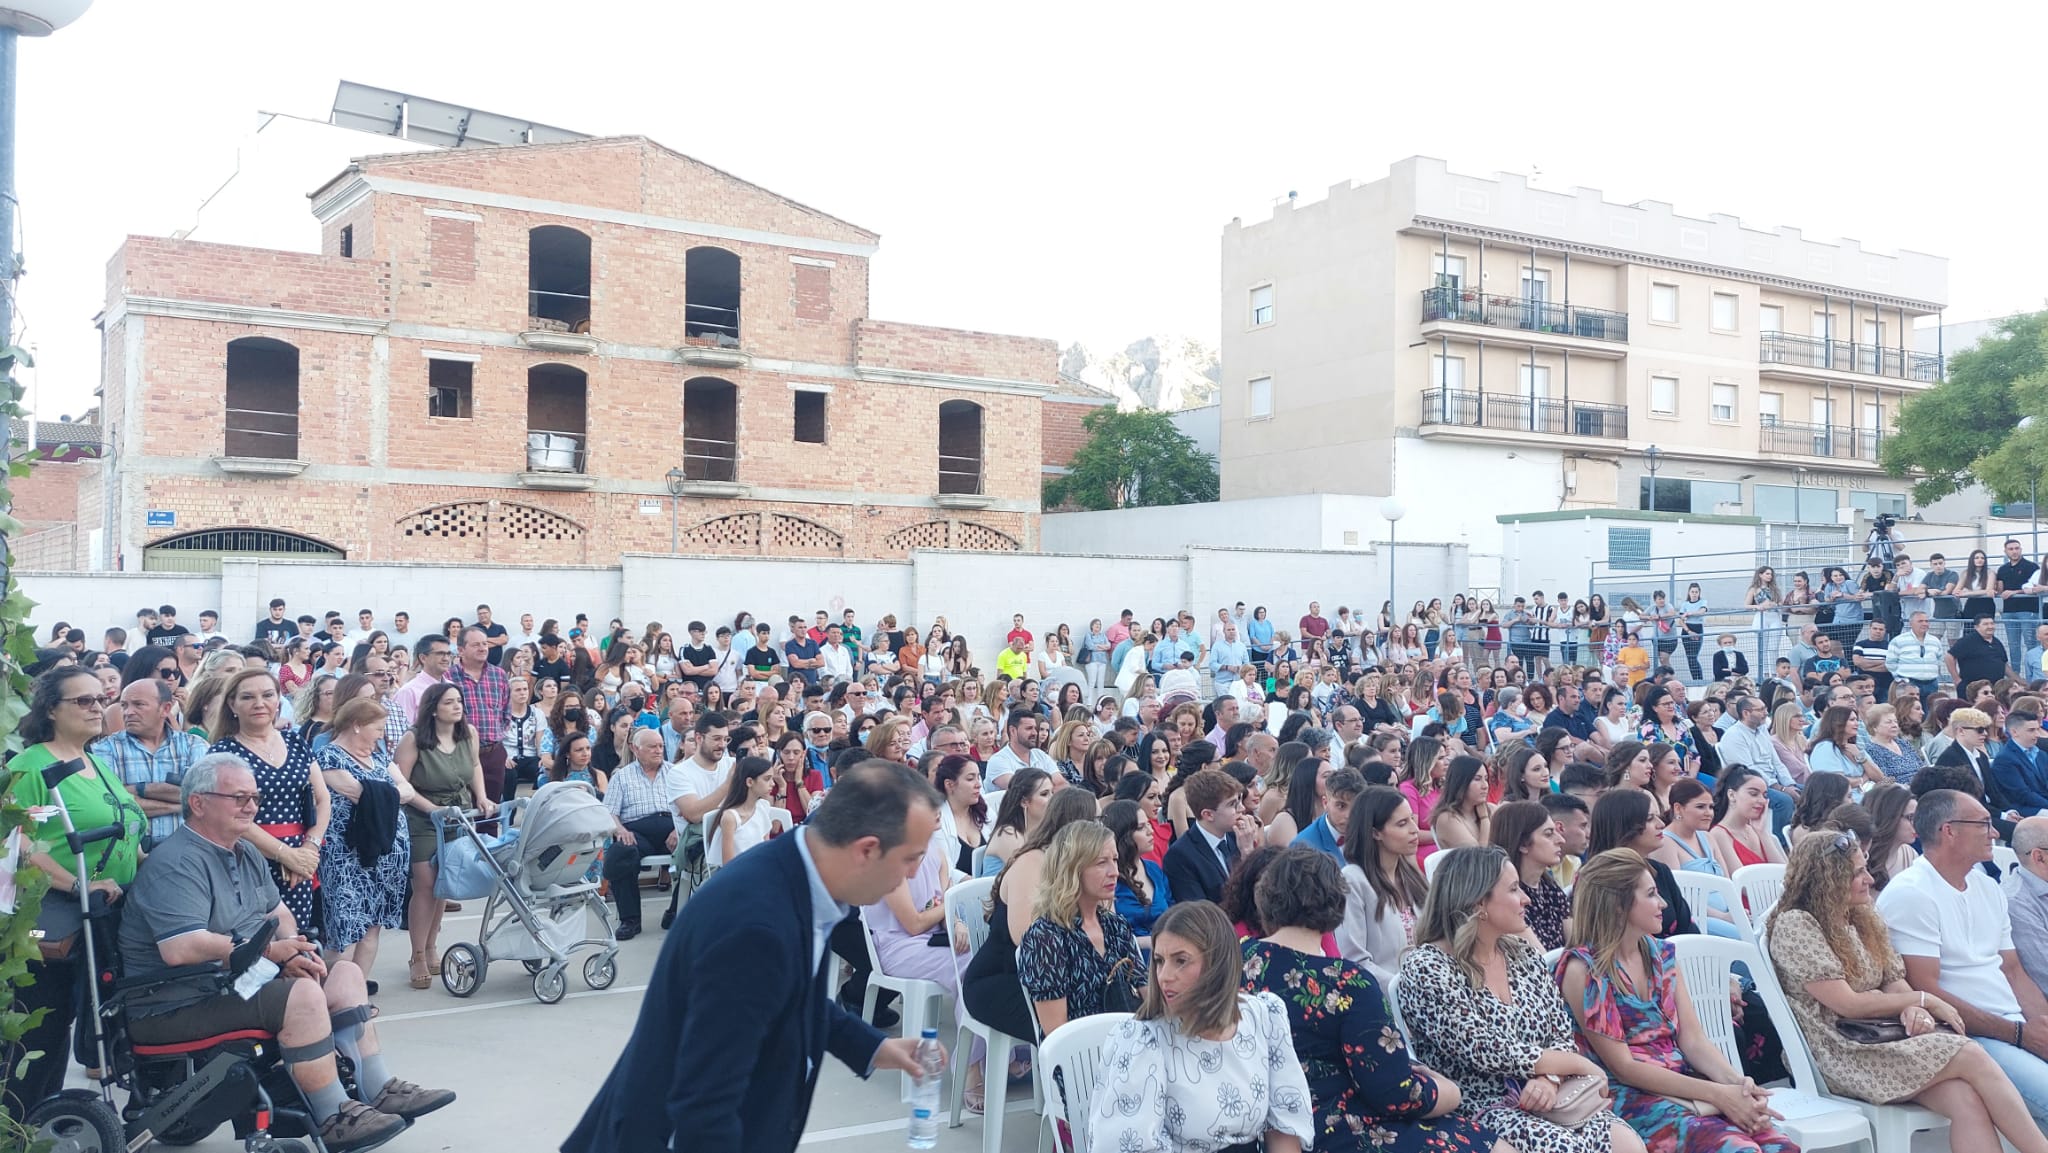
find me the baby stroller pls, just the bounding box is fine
[434,782,620,1004]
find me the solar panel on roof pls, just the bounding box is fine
[329,80,587,150]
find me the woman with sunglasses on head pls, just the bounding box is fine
[210,667,331,948]
[6,667,148,1115]
[1768,831,2048,1153]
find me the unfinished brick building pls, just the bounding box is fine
[91,136,1058,570]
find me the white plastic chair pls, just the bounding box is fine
[943,876,1038,1153]
[1423,851,1449,884]
[971,842,989,878]
[857,906,950,1098]
[1670,870,1756,943]
[1994,844,2019,875]
[1667,934,1877,1153]
[1382,972,1417,1054]
[1037,1012,1132,1153]
[1733,862,1787,922]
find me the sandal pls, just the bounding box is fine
[426,951,443,977]
[962,1083,985,1115]
[408,952,430,990]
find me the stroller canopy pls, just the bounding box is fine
[519,782,616,871]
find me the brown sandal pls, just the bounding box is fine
[408,952,431,990]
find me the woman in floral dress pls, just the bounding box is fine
[1245,847,1500,1153]
[315,696,412,976]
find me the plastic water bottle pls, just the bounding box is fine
[906,1027,943,1148]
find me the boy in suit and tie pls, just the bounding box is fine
[1162,768,1260,904]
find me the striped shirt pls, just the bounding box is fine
[94,725,207,844]
[449,661,511,745]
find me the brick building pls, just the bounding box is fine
[88,136,1058,571]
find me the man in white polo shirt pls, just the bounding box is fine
[1879,788,2048,1128]
[982,707,1054,791]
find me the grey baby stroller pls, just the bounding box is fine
[435,782,620,1004]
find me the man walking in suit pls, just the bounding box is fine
[564,761,942,1153]
[1162,768,1260,904]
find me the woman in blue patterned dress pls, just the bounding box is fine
[1557,850,1798,1153]
[315,695,412,979]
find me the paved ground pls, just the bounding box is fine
[91,899,1043,1153]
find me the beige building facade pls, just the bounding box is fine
[1220,157,1948,554]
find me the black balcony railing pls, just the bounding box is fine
[1421,286,1630,343]
[525,428,588,473]
[682,435,737,482]
[1419,389,1629,440]
[1759,332,1942,383]
[1758,420,1884,462]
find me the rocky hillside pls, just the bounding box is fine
[1059,335,1220,411]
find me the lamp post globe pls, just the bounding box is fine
[0,0,89,34]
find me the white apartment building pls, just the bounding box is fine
[1219,157,1949,556]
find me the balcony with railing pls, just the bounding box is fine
[683,436,738,483]
[1758,419,1884,463]
[1420,286,1630,345]
[1758,333,1942,384]
[1418,388,1629,441]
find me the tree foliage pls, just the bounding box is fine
[0,348,47,1132]
[1882,311,2048,504]
[1042,407,1219,511]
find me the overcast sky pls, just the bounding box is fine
[13,0,2046,417]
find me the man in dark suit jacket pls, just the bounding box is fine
[1992,708,2048,825]
[564,762,942,1153]
[1162,767,1257,904]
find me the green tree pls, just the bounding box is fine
[0,348,47,1138]
[1882,311,2048,503]
[1042,407,1219,511]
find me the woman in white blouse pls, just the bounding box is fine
[1087,900,1314,1153]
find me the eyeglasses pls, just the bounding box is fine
[1946,818,1997,833]
[804,727,831,735]
[199,790,261,808]
[155,666,179,679]
[62,694,108,709]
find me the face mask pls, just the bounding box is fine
[1720,644,1735,652]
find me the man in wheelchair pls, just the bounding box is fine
[117,753,455,1150]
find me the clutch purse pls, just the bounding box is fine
[1507,1072,1607,1128]
[1836,1016,1951,1044]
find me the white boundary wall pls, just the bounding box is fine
[19,542,1468,653]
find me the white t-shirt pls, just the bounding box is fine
[668,757,735,835]
[983,744,1055,791]
[1877,855,2021,1021]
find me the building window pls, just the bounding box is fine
[525,364,587,473]
[1711,292,1738,332]
[1431,254,1467,291]
[938,400,984,495]
[683,377,738,481]
[527,226,592,332]
[1249,284,1274,327]
[1711,383,1736,422]
[1519,364,1550,398]
[1640,478,1743,515]
[1849,491,1908,518]
[1521,267,1551,302]
[338,225,354,259]
[1759,304,1784,333]
[1247,376,1273,419]
[1432,354,1465,390]
[224,337,300,460]
[1759,391,1782,427]
[1650,283,1679,324]
[1754,483,1837,524]
[793,390,827,444]
[428,358,473,419]
[686,247,742,344]
[1649,374,1678,415]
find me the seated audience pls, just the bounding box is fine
[1162,767,1259,905]
[1244,847,1501,1153]
[1490,800,1572,952]
[1089,900,1313,1153]
[1101,799,1169,943]
[1397,846,1643,1153]
[1017,819,1143,1039]
[1337,785,1428,985]
[1771,826,2048,1151]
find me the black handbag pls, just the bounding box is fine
[1836,1017,1951,1044]
[1102,955,1144,1013]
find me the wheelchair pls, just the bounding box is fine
[25,894,404,1153]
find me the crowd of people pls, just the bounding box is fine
[22,581,2048,1153]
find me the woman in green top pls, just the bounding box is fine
[6,667,147,1119]
[393,681,496,990]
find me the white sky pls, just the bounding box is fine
[14,0,2048,418]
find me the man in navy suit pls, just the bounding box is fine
[1993,707,2048,822]
[1162,767,1259,904]
[564,761,943,1153]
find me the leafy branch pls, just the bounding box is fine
[0,345,47,1141]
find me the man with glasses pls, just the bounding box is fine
[2001,817,2048,997]
[97,677,207,847]
[1718,695,1801,831]
[174,634,204,683]
[1886,610,1948,698]
[390,635,452,734]
[799,711,842,790]
[1880,789,2048,1129]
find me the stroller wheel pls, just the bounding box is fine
[583,952,618,990]
[25,1090,125,1153]
[522,959,545,974]
[440,943,485,998]
[533,965,569,1004]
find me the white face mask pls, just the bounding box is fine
[1720,643,1735,652]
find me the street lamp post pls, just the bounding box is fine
[664,467,685,554]
[2022,416,2039,557]
[1645,444,1663,513]
[1380,497,1407,618]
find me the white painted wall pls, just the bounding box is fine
[909,551,1187,652]
[18,572,221,643]
[618,554,913,638]
[1391,436,1567,558]
[1041,493,1399,556]
[1497,516,1760,602]
[212,559,623,641]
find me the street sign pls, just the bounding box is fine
[145,509,175,528]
